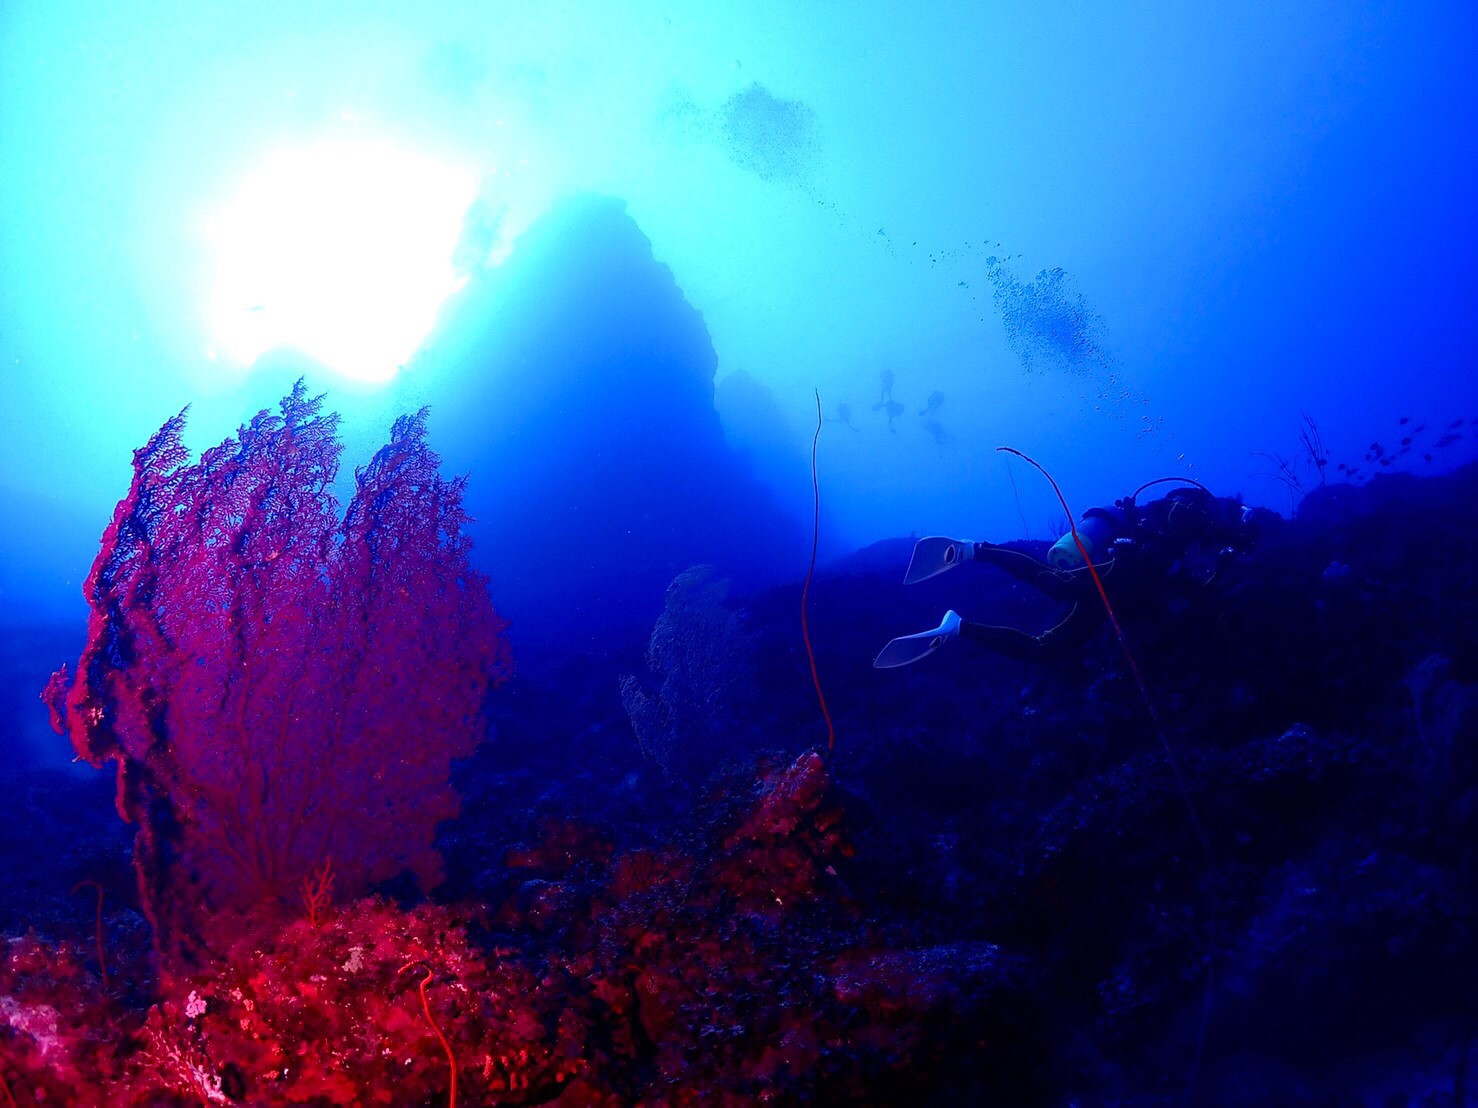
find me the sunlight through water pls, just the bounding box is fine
[204,139,477,383]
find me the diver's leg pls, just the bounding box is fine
[1035,602,1095,654]
[958,619,1048,662]
[972,543,1081,601]
[959,603,1090,662]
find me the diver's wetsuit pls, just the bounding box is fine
[958,487,1257,661]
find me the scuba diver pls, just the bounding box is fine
[874,479,1264,668]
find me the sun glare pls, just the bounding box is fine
[205,140,478,383]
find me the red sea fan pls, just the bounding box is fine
[45,383,512,966]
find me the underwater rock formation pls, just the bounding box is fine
[412,195,804,663]
[44,384,512,965]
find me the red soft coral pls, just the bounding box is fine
[713,751,854,918]
[0,936,135,1105]
[2,752,1000,1103]
[149,898,581,1105]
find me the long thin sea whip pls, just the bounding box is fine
[996,445,1214,1099]
[401,962,457,1108]
[803,389,836,751]
[995,447,1209,853]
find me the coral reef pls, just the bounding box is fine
[0,754,1008,1104]
[140,899,577,1105]
[0,936,133,1102]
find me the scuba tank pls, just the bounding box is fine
[1047,506,1128,570]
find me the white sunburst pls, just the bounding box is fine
[204,138,478,384]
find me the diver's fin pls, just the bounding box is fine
[873,610,963,669]
[903,537,975,584]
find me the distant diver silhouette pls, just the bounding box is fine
[870,371,906,430]
[918,390,945,417]
[871,369,895,411]
[922,418,949,446]
[826,402,859,431]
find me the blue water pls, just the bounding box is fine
[1,3,1474,1103]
